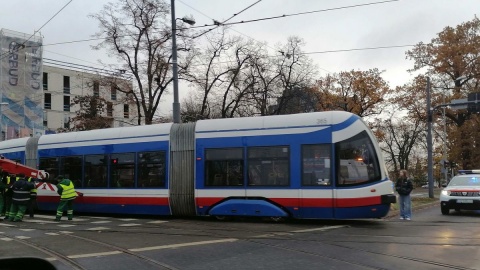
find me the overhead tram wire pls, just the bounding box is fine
[178,0,400,31]
[302,44,414,55]
[185,0,263,39]
[2,0,401,61]
[177,0,263,40]
[44,58,134,77]
[187,43,416,67]
[42,0,264,78]
[44,43,415,72]
[43,49,131,76]
[178,0,332,73]
[2,0,406,75]
[0,0,74,61]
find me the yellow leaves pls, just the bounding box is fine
[407,16,480,76]
[313,68,392,117]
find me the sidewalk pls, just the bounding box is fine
[385,191,440,219]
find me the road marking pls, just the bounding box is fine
[129,238,238,252]
[0,223,14,227]
[91,220,111,224]
[33,214,56,219]
[25,219,58,224]
[59,231,74,234]
[253,232,294,238]
[118,223,141,227]
[32,214,92,221]
[45,238,238,261]
[86,227,110,231]
[19,229,35,231]
[16,236,31,239]
[118,218,138,221]
[68,251,123,259]
[0,237,13,241]
[148,220,168,224]
[46,233,60,236]
[290,225,347,233]
[57,224,76,227]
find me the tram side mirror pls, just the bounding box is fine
[0,257,57,270]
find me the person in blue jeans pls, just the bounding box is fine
[395,169,414,220]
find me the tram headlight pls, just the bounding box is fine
[441,190,450,196]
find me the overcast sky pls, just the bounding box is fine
[1,0,479,114]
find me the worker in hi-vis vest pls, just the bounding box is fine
[53,176,77,221]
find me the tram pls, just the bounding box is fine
[0,111,396,219]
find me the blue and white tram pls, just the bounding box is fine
[0,111,396,219]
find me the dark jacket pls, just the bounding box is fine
[12,178,35,205]
[395,177,413,195]
[4,175,15,197]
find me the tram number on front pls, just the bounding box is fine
[317,118,328,125]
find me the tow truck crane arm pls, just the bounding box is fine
[0,156,48,180]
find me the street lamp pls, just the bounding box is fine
[0,102,8,141]
[170,0,195,123]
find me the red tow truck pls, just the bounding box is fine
[0,156,83,197]
[0,156,49,180]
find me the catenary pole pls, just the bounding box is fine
[171,0,181,123]
[426,77,434,198]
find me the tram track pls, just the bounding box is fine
[1,225,179,270]
[3,216,479,270]
[143,219,478,270]
[2,234,87,270]
[100,218,475,270]
[61,233,179,270]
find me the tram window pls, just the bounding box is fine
[39,157,59,181]
[205,148,243,186]
[111,153,135,188]
[335,131,381,186]
[60,156,83,188]
[84,155,108,188]
[302,144,331,186]
[138,151,166,188]
[247,146,289,186]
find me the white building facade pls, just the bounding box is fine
[43,65,138,134]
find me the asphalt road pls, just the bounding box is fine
[1,204,479,270]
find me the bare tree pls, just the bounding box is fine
[182,31,260,120]
[244,37,317,116]
[90,0,194,125]
[373,115,426,175]
[271,37,317,115]
[57,95,112,132]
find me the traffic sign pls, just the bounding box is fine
[450,98,468,110]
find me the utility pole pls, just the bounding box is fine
[426,77,434,198]
[170,0,181,124]
[442,93,448,186]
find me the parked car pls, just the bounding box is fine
[421,184,429,189]
[440,170,480,215]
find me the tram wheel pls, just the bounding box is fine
[269,216,285,222]
[215,215,230,221]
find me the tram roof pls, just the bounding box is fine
[38,123,172,147]
[0,137,30,154]
[195,111,358,132]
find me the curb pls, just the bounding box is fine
[385,201,440,219]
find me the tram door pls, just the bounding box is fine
[300,187,334,219]
[299,143,334,218]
